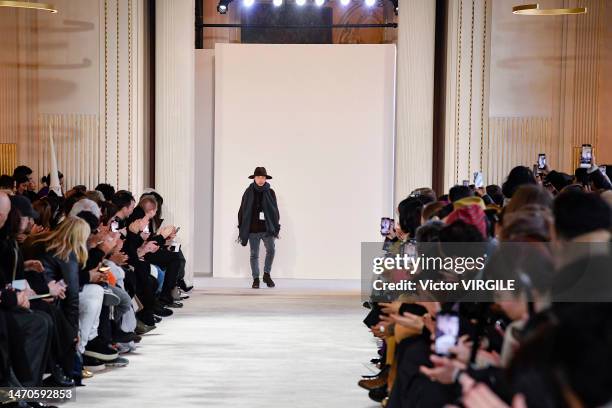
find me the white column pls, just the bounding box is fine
[394,0,436,204]
[155,0,195,283]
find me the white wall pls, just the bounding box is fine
[194,49,215,276]
[213,44,396,280]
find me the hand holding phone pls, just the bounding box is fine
[580,144,593,168]
[537,153,547,171]
[434,312,460,356]
[380,217,395,236]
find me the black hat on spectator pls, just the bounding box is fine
[10,195,38,218]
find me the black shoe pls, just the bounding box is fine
[153,306,173,317]
[135,320,156,335]
[153,315,162,324]
[136,310,156,326]
[252,278,260,289]
[178,279,193,293]
[84,338,119,362]
[82,355,106,372]
[161,299,183,308]
[49,364,75,387]
[368,384,388,403]
[112,330,138,344]
[262,273,275,288]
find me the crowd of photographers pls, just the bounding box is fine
[0,166,191,408]
[361,161,612,408]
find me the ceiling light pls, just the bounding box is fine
[512,4,587,15]
[0,1,57,13]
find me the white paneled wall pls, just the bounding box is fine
[394,0,436,204]
[155,0,195,283]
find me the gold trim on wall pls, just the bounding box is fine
[0,143,17,176]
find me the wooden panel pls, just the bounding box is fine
[38,114,100,190]
[487,117,552,185]
[0,144,17,176]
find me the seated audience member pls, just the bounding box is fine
[37,171,64,198]
[95,183,116,202]
[26,217,91,380]
[127,195,183,307]
[13,166,37,202]
[0,192,54,389]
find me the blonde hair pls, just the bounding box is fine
[30,216,90,265]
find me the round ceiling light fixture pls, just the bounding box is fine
[512,4,587,15]
[0,0,57,12]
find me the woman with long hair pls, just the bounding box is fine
[28,217,90,380]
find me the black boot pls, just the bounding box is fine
[178,279,193,293]
[46,364,75,388]
[252,278,260,289]
[262,273,275,288]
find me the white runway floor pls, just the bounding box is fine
[70,278,378,407]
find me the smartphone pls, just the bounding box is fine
[175,227,181,233]
[110,220,119,233]
[580,144,593,168]
[462,180,469,187]
[380,217,394,236]
[473,171,484,188]
[434,312,460,356]
[537,153,546,170]
[143,225,150,234]
[169,243,181,253]
[600,165,607,175]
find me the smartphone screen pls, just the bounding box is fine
[111,221,119,233]
[580,145,593,168]
[143,225,150,234]
[538,154,546,170]
[434,313,460,356]
[462,180,469,187]
[473,171,484,188]
[380,217,394,235]
[600,165,607,175]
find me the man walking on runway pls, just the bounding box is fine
[238,167,280,289]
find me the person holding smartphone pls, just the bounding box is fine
[237,167,281,289]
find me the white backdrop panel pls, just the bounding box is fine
[213,44,395,279]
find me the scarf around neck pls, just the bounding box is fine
[237,182,280,246]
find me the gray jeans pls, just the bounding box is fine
[248,232,275,279]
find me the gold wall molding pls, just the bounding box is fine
[0,143,17,176]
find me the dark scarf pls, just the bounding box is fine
[238,182,280,246]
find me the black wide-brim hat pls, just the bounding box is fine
[248,167,272,179]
